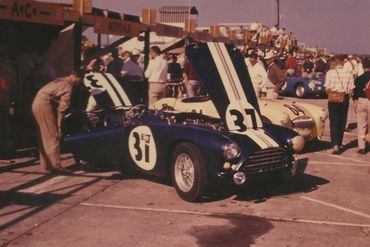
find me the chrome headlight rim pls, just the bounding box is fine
[292,116,314,130]
[223,142,241,160]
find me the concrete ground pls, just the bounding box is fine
[1,98,369,247]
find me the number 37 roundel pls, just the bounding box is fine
[128,126,157,171]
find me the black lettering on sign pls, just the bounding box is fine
[283,104,305,116]
[132,132,151,163]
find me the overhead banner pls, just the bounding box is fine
[0,0,64,25]
[154,23,185,38]
[94,16,145,37]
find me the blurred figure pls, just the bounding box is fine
[285,51,297,76]
[183,58,200,97]
[167,55,183,97]
[264,50,286,99]
[107,49,123,78]
[245,52,267,97]
[352,58,370,154]
[325,55,354,154]
[121,49,146,104]
[121,49,144,82]
[357,57,364,77]
[32,70,82,173]
[30,50,56,95]
[0,47,16,158]
[315,55,328,76]
[302,56,315,78]
[145,46,168,105]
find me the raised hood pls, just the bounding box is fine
[186,42,280,149]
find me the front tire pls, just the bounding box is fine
[171,143,208,202]
[295,83,306,98]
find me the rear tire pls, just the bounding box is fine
[171,143,208,202]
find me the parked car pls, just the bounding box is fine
[62,42,304,202]
[153,97,327,141]
[282,75,326,98]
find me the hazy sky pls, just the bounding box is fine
[46,0,370,54]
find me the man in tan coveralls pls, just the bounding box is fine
[32,70,81,173]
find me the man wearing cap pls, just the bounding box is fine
[264,50,286,99]
[145,46,168,105]
[32,70,82,173]
[121,50,145,104]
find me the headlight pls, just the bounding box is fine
[291,135,305,152]
[292,116,314,130]
[223,142,241,160]
[308,81,315,89]
[320,109,328,121]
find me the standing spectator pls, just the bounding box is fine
[352,58,370,154]
[343,55,354,76]
[145,46,168,105]
[32,70,82,173]
[285,51,298,76]
[121,50,145,104]
[168,55,183,82]
[245,52,267,97]
[357,57,364,77]
[264,50,286,99]
[324,55,354,154]
[183,58,201,97]
[167,55,183,97]
[107,49,123,78]
[121,50,144,82]
[315,55,328,76]
[302,56,315,78]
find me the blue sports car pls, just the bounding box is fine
[62,42,304,202]
[283,75,326,98]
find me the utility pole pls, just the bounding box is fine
[73,0,84,70]
[276,0,280,29]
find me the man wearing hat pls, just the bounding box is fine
[121,49,146,104]
[264,50,286,99]
[32,70,82,173]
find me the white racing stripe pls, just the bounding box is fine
[301,196,370,219]
[92,73,122,107]
[80,202,370,228]
[105,73,132,106]
[208,42,278,148]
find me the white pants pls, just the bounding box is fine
[356,98,370,149]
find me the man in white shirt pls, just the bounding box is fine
[144,46,168,105]
[245,52,267,97]
[325,55,355,154]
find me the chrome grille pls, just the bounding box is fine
[292,116,314,130]
[241,148,290,176]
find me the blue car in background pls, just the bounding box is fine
[282,76,326,98]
